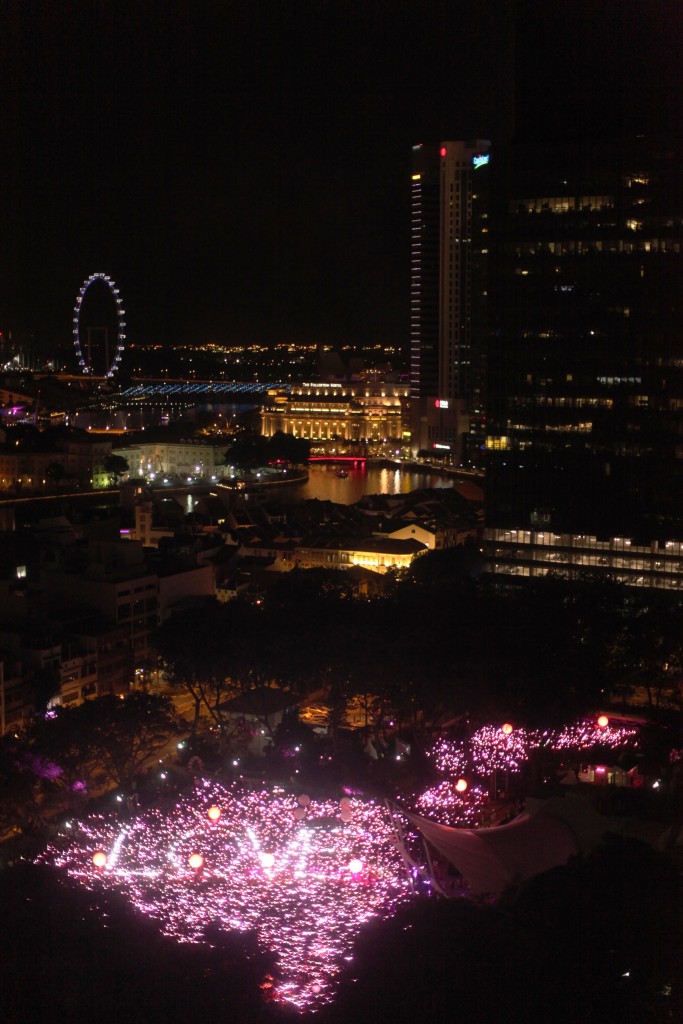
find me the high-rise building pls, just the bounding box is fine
[484,137,683,589]
[409,140,490,464]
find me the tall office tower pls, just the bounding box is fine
[409,140,490,465]
[484,138,683,589]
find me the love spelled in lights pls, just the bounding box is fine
[41,782,414,1012]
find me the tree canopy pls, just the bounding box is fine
[224,430,310,469]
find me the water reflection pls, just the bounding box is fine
[286,464,464,505]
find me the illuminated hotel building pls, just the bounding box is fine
[409,140,490,463]
[261,381,410,450]
[484,138,683,589]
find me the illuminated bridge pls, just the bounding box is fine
[91,380,291,407]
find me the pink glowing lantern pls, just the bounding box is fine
[259,852,275,869]
[348,858,363,875]
[297,793,311,807]
[293,806,307,820]
[207,805,221,822]
[92,849,107,869]
[188,853,204,871]
[340,808,353,823]
[501,722,513,736]
[455,778,468,793]
[597,715,609,729]
[339,796,352,809]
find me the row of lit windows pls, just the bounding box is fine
[513,239,682,255]
[487,528,672,554]
[493,548,683,573]
[490,563,683,590]
[509,397,614,409]
[514,195,615,213]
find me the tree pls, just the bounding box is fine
[267,430,310,465]
[0,736,40,838]
[103,453,129,485]
[77,692,180,787]
[156,601,236,740]
[223,433,270,471]
[27,693,180,791]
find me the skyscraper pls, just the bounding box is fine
[409,140,490,464]
[484,137,683,589]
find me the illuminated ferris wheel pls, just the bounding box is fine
[73,272,126,377]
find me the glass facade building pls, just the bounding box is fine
[484,138,683,588]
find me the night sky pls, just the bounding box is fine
[1,1,680,355]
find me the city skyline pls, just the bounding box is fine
[3,1,677,356]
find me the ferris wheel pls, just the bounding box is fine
[73,272,126,377]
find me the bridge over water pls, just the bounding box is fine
[89,380,291,408]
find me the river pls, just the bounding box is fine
[180,463,482,514]
[284,463,483,505]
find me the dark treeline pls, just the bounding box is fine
[157,548,683,733]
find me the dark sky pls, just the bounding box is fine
[1,1,680,355]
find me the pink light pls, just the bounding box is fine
[207,805,221,822]
[92,849,107,868]
[38,784,415,1013]
[348,858,363,875]
[455,778,468,793]
[440,146,447,156]
[597,715,609,729]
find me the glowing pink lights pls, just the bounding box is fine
[40,783,413,1012]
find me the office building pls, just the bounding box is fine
[484,137,683,588]
[409,140,490,463]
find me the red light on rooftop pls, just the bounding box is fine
[440,147,447,157]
